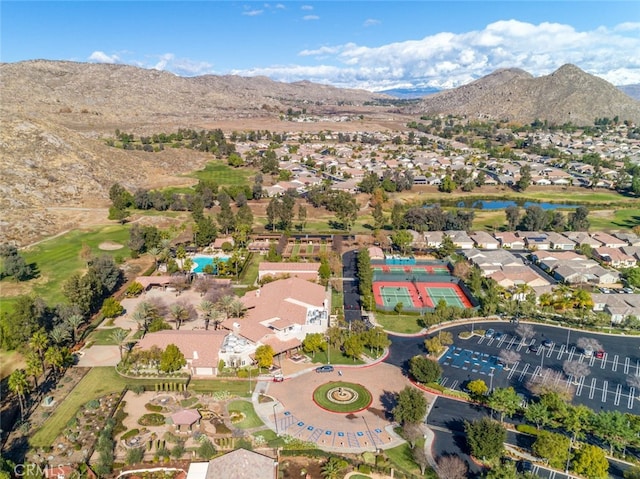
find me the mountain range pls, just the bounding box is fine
[1,60,639,246]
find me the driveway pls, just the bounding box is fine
[255,362,433,453]
[75,345,121,367]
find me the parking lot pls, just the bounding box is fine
[387,321,640,414]
[437,323,640,413]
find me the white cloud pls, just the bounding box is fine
[268,19,640,89]
[88,51,119,63]
[242,8,263,16]
[88,19,640,90]
[363,18,380,27]
[301,5,313,10]
[303,15,319,21]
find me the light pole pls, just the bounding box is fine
[273,403,279,436]
[489,368,495,392]
[325,336,331,365]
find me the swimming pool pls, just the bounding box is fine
[191,255,230,273]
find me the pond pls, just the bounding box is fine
[445,200,580,210]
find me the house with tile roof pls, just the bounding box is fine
[186,449,277,479]
[258,262,321,282]
[222,277,329,358]
[136,330,228,376]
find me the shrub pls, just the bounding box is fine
[516,424,539,436]
[121,429,140,441]
[138,413,166,426]
[145,403,163,412]
[85,399,100,410]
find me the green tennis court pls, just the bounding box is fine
[379,286,414,307]
[426,287,466,308]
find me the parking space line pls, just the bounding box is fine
[566,377,576,393]
[602,380,608,403]
[450,380,458,389]
[588,355,595,366]
[614,384,622,406]
[546,346,554,358]
[567,347,576,362]
[440,377,449,387]
[477,337,486,344]
[629,388,636,410]
[506,336,517,350]
[589,378,597,399]
[486,337,495,346]
[624,358,630,375]
[612,355,619,372]
[531,365,541,379]
[516,339,526,352]
[575,376,584,396]
[507,362,519,379]
[557,344,565,359]
[518,363,530,381]
[497,336,507,347]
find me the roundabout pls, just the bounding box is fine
[313,382,372,413]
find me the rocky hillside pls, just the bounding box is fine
[411,64,640,125]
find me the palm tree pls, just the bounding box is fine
[8,369,31,421]
[148,246,160,268]
[29,329,50,372]
[110,328,130,361]
[45,346,74,376]
[229,300,245,319]
[169,303,189,330]
[217,295,236,319]
[25,351,43,388]
[65,314,85,343]
[49,324,71,346]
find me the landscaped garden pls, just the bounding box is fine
[313,381,372,413]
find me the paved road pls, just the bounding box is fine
[427,397,630,479]
[342,250,363,323]
[387,321,640,414]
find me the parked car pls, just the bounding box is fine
[518,460,534,473]
[494,332,504,340]
[527,344,539,353]
[273,374,284,382]
[315,365,334,373]
[595,350,605,359]
[584,347,594,358]
[485,328,495,338]
[542,339,554,348]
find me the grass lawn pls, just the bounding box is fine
[0,225,131,313]
[312,381,372,413]
[30,368,127,447]
[0,350,25,380]
[188,379,252,397]
[308,346,364,365]
[227,400,264,429]
[384,443,422,476]
[188,161,254,186]
[238,252,260,289]
[588,208,640,230]
[375,312,424,334]
[88,327,130,345]
[331,288,343,315]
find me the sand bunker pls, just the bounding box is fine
[98,241,124,251]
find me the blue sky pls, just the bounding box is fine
[2,1,639,90]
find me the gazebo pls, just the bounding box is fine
[171,409,201,432]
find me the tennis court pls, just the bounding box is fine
[424,285,469,308]
[378,285,416,308]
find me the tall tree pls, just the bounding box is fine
[464,417,506,460]
[8,369,30,421]
[487,387,521,422]
[392,386,428,425]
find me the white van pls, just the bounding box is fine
[584,347,593,358]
